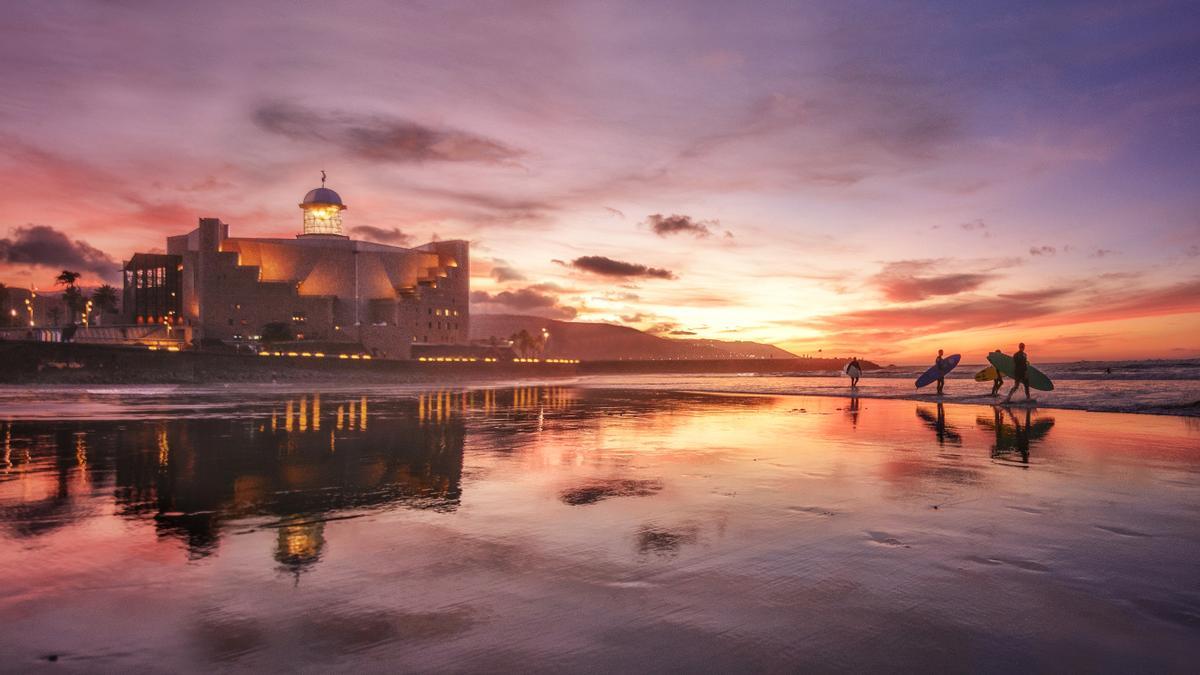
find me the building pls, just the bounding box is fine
[122,178,469,359]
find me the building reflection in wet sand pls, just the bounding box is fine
[0,386,592,572]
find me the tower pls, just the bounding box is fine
[298,171,347,237]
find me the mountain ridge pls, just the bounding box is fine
[469,314,799,361]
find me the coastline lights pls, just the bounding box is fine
[258,351,366,359]
[414,356,578,364]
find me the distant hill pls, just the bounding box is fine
[470,314,799,361]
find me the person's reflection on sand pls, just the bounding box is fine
[845,395,860,429]
[915,402,961,445]
[977,406,1055,465]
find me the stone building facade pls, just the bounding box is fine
[122,183,469,359]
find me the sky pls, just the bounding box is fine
[1,0,1198,362]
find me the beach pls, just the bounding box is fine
[1,384,1198,671]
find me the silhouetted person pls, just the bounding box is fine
[990,348,1005,395]
[1006,342,1031,402]
[61,322,77,343]
[935,349,946,395]
[848,357,861,388]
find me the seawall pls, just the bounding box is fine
[0,342,873,385]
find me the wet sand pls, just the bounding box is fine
[577,373,1200,416]
[1,386,1198,671]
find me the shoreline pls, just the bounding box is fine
[663,386,1200,417]
[571,375,1200,418]
[1,376,1196,419]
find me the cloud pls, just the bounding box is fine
[489,259,526,283]
[349,225,412,246]
[960,219,987,231]
[804,289,1071,340]
[644,322,681,335]
[417,186,556,225]
[872,260,992,302]
[1029,245,1056,256]
[471,286,577,320]
[1089,248,1117,258]
[254,101,522,165]
[568,256,676,280]
[803,276,1200,348]
[0,225,119,281]
[645,213,719,238]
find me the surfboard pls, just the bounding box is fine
[974,365,999,382]
[844,362,861,378]
[987,352,1054,391]
[915,354,960,388]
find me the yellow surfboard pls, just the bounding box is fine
[974,365,999,382]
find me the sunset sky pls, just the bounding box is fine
[1,1,1198,361]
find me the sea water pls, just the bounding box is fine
[578,359,1200,416]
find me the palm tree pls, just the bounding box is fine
[55,270,85,318]
[509,329,536,357]
[55,270,81,288]
[62,286,86,319]
[92,285,119,325]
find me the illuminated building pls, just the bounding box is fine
[121,176,469,358]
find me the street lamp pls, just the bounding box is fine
[83,299,93,327]
[25,288,36,327]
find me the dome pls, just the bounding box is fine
[301,187,345,207]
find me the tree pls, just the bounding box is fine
[55,270,85,320]
[92,284,120,318]
[509,329,536,357]
[62,286,86,318]
[55,270,81,288]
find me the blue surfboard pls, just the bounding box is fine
[915,354,960,388]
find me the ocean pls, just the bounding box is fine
[575,359,1200,416]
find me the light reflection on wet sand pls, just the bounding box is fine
[1,387,1198,671]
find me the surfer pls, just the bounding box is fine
[1005,342,1031,402]
[990,349,1005,395]
[935,349,946,395]
[848,357,861,387]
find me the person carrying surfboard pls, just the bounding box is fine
[847,357,861,387]
[935,349,946,395]
[1005,342,1031,402]
[990,349,1005,395]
